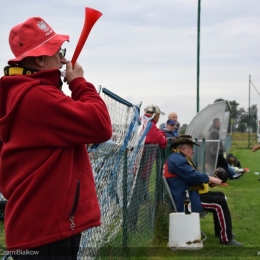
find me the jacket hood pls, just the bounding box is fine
[0,69,61,142]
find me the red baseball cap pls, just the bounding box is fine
[8,17,69,65]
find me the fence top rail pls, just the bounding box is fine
[194,139,220,143]
[102,87,138,108]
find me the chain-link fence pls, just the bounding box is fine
[230,132,257,149]
[0,193,6,249]
[76,144,167,259]
[0,146,168,259]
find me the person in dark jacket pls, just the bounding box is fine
[162,119,177,139]
[226,154,242,168]
[164,136,243,246]
[208,118,241,180]
[159,111,180,137]
[0,17,112,259]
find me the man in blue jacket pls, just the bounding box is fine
[163,136,243,246]
[162,119,177,139]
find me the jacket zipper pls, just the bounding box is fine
[70,180,80,231]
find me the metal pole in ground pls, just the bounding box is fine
[196,0,201,113]
[248,75,251,148]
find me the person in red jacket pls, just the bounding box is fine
[0,17,112,259]
[127,104,166,232]
[142,104,167,148]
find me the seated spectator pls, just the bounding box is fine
[162,119,177,139]
[227,165,243,179]
[227,154,250,176]
[226,153,247,174]
[226,153,242,168]
[160,112,180,137]
[163,136,243,246]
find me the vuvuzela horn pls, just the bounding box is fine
[71,7,102,65]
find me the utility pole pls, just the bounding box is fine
[197,0,201,113]
[248,75,251,148]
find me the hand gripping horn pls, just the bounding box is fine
[71,7,102,65]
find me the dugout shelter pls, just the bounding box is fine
[185,100,231,175]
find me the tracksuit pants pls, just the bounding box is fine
[200,191,233,243]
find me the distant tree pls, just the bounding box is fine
[228,100,240,131]
[246,104,258,132]
[228,100,240,119]
[213,99,239,132]
[212,99,258,133]
[214,98,224,103]
[179,124,188,135]
[236,107,247,132]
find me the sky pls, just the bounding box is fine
[1,0,260,127]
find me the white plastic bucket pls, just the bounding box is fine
[168,212,203,250]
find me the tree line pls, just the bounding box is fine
[215,99,258,133]
[179,99,258,134]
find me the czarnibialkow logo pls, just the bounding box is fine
[0,248,39,256]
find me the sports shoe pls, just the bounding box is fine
[221,239,243,246]
[231,173,242,179]
[232,167,245,174]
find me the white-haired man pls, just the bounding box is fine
[0,17,112,259]
[160,111,180,137]
[164,136,243,246]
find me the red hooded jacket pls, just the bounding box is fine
[143,114,167,148]
[0,69,112,250]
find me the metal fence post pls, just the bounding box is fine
[201,138,205,173]
[122,149,128,253]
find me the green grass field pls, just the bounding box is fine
[130,148,260,260]
[231,132,258,149]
